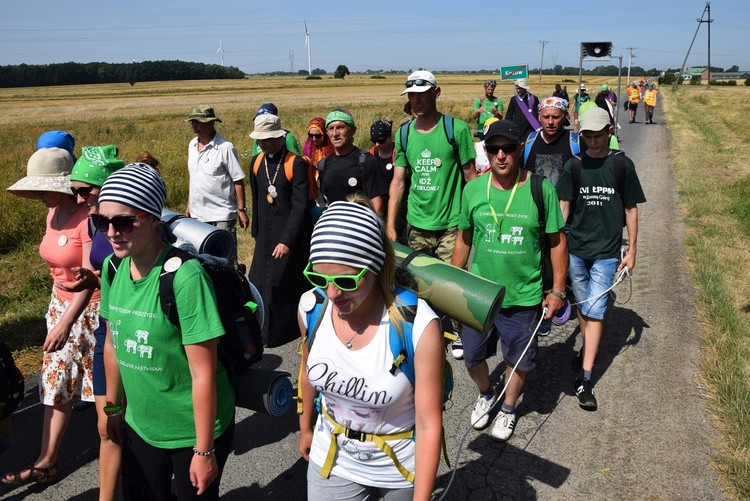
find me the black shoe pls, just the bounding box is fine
[571,349,583,371]
[72,400,92,411]
[575,378,598,411]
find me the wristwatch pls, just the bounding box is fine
[550,289,567,299]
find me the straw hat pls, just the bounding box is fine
[7,148,74,199]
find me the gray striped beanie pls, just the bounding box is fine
[98,163,166,219]
[309,201,385,274]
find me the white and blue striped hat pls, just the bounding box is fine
[98,162,166,219]
[309,202,385,274]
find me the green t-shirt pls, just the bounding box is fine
[395,115,476,230]
[459,173,564,307]
[556,153,646,259]
[251,131,300,157]
[100,251,234,449]
[472,96,505,133]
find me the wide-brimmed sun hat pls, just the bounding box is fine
[7,147,74,199]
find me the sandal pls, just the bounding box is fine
[1,462,58,485]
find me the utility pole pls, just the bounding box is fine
[706,2,713,87]
[539,41,548,84]
[626,47,636,85]
[675,3,712,90]
[289,50,294,74]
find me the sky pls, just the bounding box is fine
[2,1,749,76]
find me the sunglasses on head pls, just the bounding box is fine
[405,79,436,89]
[90,212,148,234]
[71,185,95,199]
[303,263,368,291]
[308,133,323,139]
[485,143,520,156]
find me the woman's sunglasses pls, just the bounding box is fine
[303,263,367,291]
[308,133,323,139]
[485,143,519,156]
[90,212,148,234]
[71,186,95,199]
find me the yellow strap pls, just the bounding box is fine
[319,405,415,482]
[295,337,307,415]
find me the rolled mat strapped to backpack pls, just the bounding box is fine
[161,209,235,260]
[234,369,294,416]
[392,242,505,333]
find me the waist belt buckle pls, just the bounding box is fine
[344,429,365,442]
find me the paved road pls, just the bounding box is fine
[0,109,723,500]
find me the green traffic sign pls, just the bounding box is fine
[500,65,528,80]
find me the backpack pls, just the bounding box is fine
[296,286,454,480]
[252,150,319,200]
[104,247,264,383]
[529,173,554,292]
[316,151,368,203]
[523,130,580,166]
[398,114,461,170]
[0,339,24,420]
[568,151,627,227]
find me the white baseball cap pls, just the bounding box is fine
[401,70,438,95]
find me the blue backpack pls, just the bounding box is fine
[296,286,454,480]
[523,129,580,166]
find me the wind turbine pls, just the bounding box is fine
[304,22,311,76]
[217,38,225,67]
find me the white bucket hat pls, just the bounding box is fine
[7,148,74,199]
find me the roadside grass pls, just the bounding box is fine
[666,85,750,499]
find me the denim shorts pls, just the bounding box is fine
[461,305,540,372]
[568,254,618,320]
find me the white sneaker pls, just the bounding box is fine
[471,392,498,429]
[451,334,464,360]
[490,411,517,441]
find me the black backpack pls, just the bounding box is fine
[0,339,24,420]
[105,247,264,384]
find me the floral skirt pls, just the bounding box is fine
[39,292,99,406]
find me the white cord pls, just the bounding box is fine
[570,265,631,307]
[437,307,548,501]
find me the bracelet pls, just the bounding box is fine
[237,207,247,213]
[192,446,216,457]
[103,405,122,415]
[106,409,123,418]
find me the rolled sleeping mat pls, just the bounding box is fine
[551,297,572,326]
[160,209,235,259]
[234,370,293,416]
[393,242,505,334]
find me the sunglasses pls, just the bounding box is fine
[90,212,148,234]
[71,185,95,199]
[371,137,389,144]
[303,263,368,291]
[485,143,519,156]
[405,79,436,89]
[308,133,323,139]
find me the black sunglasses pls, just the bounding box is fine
[71,185,95,199]
[371,137,389,144]
[485,143,520,156]
[405,78,436,89]
[90,212,148,234]
[308,133,323,139]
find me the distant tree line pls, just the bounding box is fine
[0,61,245,88]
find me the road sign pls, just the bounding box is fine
[500,65,528,80]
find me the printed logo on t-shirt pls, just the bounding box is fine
[413,148,440,192]
[579,185,616,207]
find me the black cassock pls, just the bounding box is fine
[249,150,312,347]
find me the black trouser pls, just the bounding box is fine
[122,420,235,501]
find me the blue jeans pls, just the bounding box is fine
[568,254,618,320]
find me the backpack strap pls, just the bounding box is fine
[569,155,582,203]
[157,247,195,328]
[104,254,123,289]
[252,152,264,175]
[523,130,539,165]
[530,173,546,232]
[442,115,461,169]
[357,151,368,187]
[295,288,328,414]
[398,120,413,169]
[317,157,328,200]
[569,131,580,156]
[613,150,626,197]
[387,287,419,386]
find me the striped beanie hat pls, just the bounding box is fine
[309,201,385,274]
[98,162,166,219]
